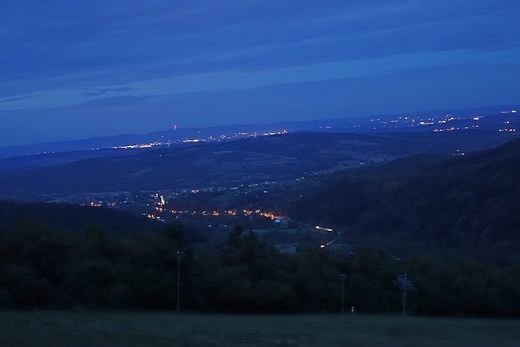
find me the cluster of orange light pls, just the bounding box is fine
[169,209,239,216]
[165,208,278,219]
[201,210,221,216]
[260,212,281,220]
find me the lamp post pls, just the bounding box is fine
[176,250,183,313]
[341,274,346,314]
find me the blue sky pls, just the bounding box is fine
[1,0,520,146]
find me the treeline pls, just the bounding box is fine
[1,220,520,317]
[0,200,158,234]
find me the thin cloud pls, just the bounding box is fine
[0,95,38,103]
[82,87,136,97]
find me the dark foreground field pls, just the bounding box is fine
[1,311,519,347]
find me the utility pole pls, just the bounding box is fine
[397,273,413,316]
[458,277,463,316]
[176,250,183,313]
[341,274,346,314]
[402,273,406,316]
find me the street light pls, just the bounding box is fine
[176,250,183,313]
[341,274,346,314]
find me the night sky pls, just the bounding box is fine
[1,1,520,147]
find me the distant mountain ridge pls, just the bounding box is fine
[2,102,519,158]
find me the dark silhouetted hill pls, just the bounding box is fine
[290,137,520,264]
[0,200,157,233]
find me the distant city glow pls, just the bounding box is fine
[110,130,289,152]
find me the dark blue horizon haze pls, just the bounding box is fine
[1,0,520,146]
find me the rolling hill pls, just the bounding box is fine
[290,137,520,263]
[0,130,513,199]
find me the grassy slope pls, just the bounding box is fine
[1,311,519,347]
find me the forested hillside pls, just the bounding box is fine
[0,201,157,233]
[290,138,520,264]
[1,218,520,317]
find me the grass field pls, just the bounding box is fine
[1,310,519,347]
